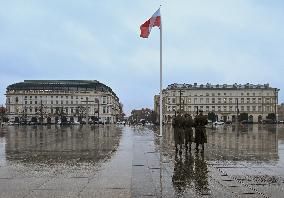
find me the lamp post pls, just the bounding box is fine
[95,98,100,124]
[81,97,95,125]
[236,98,239,124]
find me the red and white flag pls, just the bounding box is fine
[140,8,161,38]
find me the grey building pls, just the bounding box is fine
[155,83,279,123]
[5,80,120,124]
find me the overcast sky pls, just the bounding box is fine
[0,0,283,115]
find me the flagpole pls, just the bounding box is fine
[159,7,163,137]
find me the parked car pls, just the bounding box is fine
[214,121,225,125]
[240,120,253,124]
[72,121,80,125]
[225,120,232,124]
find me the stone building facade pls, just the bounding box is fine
[5,80,120,124]
[154,83,279,123]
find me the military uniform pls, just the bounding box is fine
[172,114,184,150]
[183,114,194,149]
[194,112,208,150]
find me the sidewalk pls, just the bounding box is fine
[1,125,284,197]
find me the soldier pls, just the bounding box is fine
[183,113,194,151]
[172,110,184,154]
[194,110,208,151]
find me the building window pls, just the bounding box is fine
[172,98,176,103]
[258,98,262,103]
[103,97,107,104]
[66,101,68,104]
[212,106,215,111]
[30,101,32,104]
[206,98,209,103]
[212,98,215,103]
[200,98,203,103]
[241,98,244,103]
[252,106,256,111]
[229,106,232,111]
[35,101,37,105]
[252,98,256,103]
[218,106,221,111]
[247,106,250,111]
[61,101,63,104]
[206,106,209,111]
[247,93,250,96]
[241,93,244,96]
[223,98,227,103]
[56,100,58,104]
[258,106,262,111]
[229,98,232,103]
[247,98,250,103]
[194,98,197,104]
[241,106,244,111]
[212,93,215,96]
[218,98,221,103]
[25,101,27,104]
[253,93,255,96]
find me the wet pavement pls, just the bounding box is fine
[0,124,284,197]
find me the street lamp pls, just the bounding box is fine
[95,98,100,124]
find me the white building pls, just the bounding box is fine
[6,80,120,124]
[154,83,279,123]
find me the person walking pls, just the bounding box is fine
[183,113,194,151]
[172,110,184,154]
[194,110,208,151]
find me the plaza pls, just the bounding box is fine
[0,124,284,197]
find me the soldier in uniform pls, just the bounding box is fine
[183,113,194,151]
[194,110,208,151]
[172,110,184,154]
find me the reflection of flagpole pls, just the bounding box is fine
[159,7,163,137]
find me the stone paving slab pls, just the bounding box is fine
[1,125,284,197]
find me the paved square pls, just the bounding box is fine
[0,124,284,197]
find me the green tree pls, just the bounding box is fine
[267,113,276,121]
[239,113,248,121]
[207,112,217,122]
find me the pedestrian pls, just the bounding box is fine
[194,110,208,151]
[172,110,184,154]
[183,113,194,151]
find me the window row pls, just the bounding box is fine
[166,105,274,112]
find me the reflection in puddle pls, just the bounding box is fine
[160,124,284,196]
[1,125,122,165]
[172,152,209,196]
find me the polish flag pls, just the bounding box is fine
[140,8,161,38]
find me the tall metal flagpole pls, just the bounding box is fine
[159,7,163,137]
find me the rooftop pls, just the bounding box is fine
[6,80,119,100]
[166,83,279,91]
